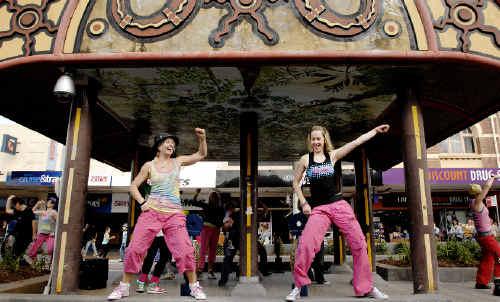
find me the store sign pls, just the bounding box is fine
[383,168,500,185]
[378,193,470,208]
[112,193,129,213]
[486,195,498,207]
[88,175,112,186]
[87,194,112,213]
[6,171,62,186]
[179,162,217,188]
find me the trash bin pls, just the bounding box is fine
[79,258,108,290]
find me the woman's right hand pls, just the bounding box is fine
[302,203,312,215]
[140,200,151,212]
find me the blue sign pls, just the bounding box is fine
[87,193,112,214]
[7,171,62,186]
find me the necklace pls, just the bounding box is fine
[156,158,171,170]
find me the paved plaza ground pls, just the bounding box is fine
[1,255,498,302]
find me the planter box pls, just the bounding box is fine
[376,263,477,282]
[0,275,49,294]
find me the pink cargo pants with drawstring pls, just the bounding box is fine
[293,200,372,296]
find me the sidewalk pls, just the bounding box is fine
[0,258,498,301]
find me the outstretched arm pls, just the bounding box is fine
[332,124,390,162]
[472,174,500,212]
[177,128,207,166]
[32,200,46,215]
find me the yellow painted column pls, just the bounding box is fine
[51,81,93,293]
[401,88,438,293]
[354,148,376,271]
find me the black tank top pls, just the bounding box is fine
[305,152,342,209]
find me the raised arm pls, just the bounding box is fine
[472,174,500,212]
[5,195,15,215]
[177,128,207,166]
[293,155,311,215]
[129,162,151,206]
[32,200,46,215]
[190,188,207,208]
[332,124,390,162]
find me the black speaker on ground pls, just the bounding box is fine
[79,258,108,290]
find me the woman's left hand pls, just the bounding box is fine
[374,124,390,133]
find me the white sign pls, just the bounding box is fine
[179,162,217,188]
[88,175,112,186]
[112,193,129,213]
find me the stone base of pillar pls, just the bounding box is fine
[230,276,267,297]
[329,264,353,274]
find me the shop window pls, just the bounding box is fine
[438,128,476,154]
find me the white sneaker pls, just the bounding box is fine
[107,282,130,300]
[190,282,207,300]
[285,287,301,301]
[365,287,388,299]
[23,254,34,266]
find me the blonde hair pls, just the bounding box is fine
[307,126,334,153]
[468,184,482,196]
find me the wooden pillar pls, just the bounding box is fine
[51,82,93,293]
[239,112,258,280]
[401,88,438,293]
[354,148,376,271]
[332,161,345,265]
[127,150,140,237]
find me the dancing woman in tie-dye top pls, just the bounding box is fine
[108,128,207,301]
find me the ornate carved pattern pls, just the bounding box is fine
[434,0,500,52]
[108,0,199,40]
[204,0,279,48]
[0,0,57,56]
[293,0,380,37]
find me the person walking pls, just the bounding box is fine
[192,189,225,279]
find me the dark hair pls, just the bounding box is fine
[208,191,221,208]
[13,197,25,205]
[48,198,58,209]
[152,133,179,158]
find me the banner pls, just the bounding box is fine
[6,171,62,186]
[383,168,500,185]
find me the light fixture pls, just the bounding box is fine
[53,72,75,102]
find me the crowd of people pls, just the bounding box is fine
[0,195,56,267]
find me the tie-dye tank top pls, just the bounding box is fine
[147,159,182,213]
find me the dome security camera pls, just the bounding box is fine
[53,73,76,99]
